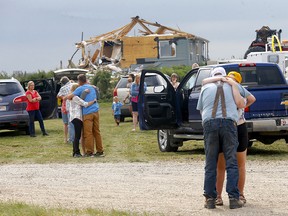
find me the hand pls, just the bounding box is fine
[223,77,236,86]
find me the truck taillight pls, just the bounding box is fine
[244,106,250,112]
[239,63,256,67]
[113,88,118,96]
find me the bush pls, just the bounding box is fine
[91,70,113,101]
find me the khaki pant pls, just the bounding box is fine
[83,112,103,154]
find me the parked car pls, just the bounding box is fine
[0,78,29,134]
[138,63,288,152]
[113,73,169,122]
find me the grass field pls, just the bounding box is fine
[1,102,288,215]
[1,102,288,164]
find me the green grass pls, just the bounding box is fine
[1,102,288,215]
[1,102,288,164]
[0,202,150,216]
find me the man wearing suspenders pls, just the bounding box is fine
[197,67,245,209]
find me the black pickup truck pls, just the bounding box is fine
[138,62,288,151]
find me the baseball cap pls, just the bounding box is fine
[210,67,226,77]
[171,73,178,78]
[60,76,69,85]
[227,71,242,83]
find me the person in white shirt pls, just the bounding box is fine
[67,83,96,157]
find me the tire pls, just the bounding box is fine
[157,129,181,152]
[248,141,253,147]
[244,46,265,59]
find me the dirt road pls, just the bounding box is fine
[0,161,288,216]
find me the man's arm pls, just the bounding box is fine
[246,94,256,107]
[202,77,227,86]
[65,93,75,100]
[224,78,245,108]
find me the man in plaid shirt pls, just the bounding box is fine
[57,76,74,143]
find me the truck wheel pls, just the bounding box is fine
[244,46,265,59]
[157,129,180,152]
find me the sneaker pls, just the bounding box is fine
[94,152,105,157]
[73,153,82,158]
[204,198,216,209]
[240,194,247,204]
[229,198,244,209]
[215,197,223,206]
[84,153,94,157]
[42,132,49,136]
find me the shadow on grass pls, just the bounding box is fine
[0,130,27,137]
[175,147,205,156]
[247,147,288,156]
[175,145,288,158]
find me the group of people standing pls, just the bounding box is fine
[25,65,255,210]
[57,74,104,158]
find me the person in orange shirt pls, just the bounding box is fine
[25,81,48,137]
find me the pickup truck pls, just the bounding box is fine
[138,62,288,152]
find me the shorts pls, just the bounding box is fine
[219,122,248,153]
[114,114,121,121]
[132,101,138,112]
[236,122,248,152]
[62,112,69,124]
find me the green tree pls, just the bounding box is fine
[91,70,113,101]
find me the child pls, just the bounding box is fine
[112,96,123,126]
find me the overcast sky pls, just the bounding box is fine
[1,0,288,73]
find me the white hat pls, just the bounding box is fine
[210,67,226,77]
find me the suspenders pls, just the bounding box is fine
[211,82,227,118]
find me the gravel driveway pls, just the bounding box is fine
[1,160,288,216]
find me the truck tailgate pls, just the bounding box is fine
[245,86,288,119]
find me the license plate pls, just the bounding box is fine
[0,106,6,111]
[280,119,288,126]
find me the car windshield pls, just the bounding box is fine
[0,82,22,96]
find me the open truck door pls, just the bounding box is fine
[138,70,178,130]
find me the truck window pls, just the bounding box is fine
[240,66,285,86]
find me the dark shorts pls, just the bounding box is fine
[219,122,248,153]
[114,114,120,121]
[132,101,138,112]
[237,122,248,152]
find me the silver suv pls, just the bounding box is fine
[0,78,29,134]
[113,72,168,122]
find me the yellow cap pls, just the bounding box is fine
[227,71,242,83]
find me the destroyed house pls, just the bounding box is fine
[72,16,209,70]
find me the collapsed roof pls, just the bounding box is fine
[70,16,209,71]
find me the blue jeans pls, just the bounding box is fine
[62,112,75,142]
[28,110,46,135]
[67,113,75,142]
[203,118,239,199]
